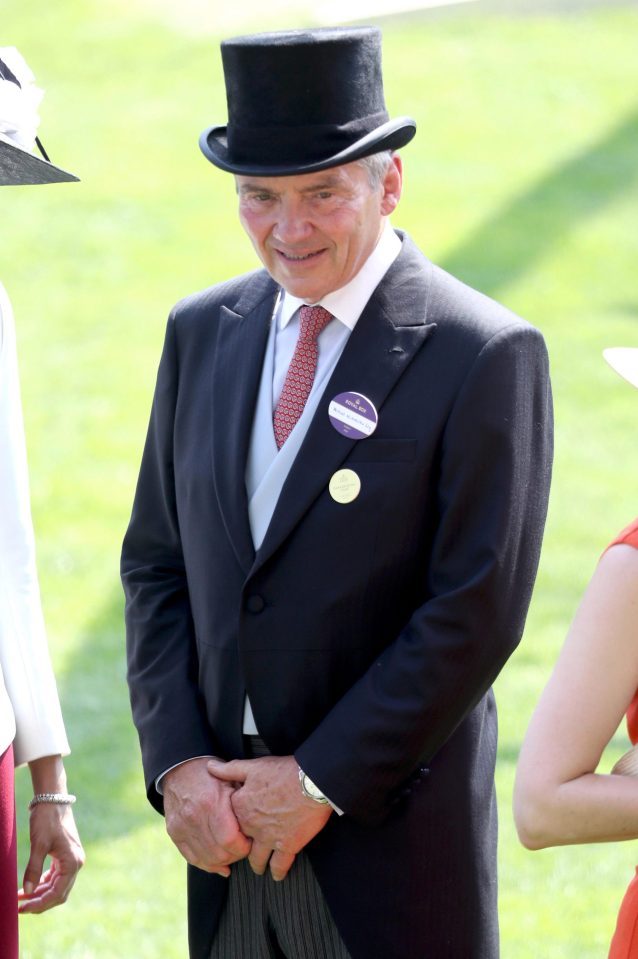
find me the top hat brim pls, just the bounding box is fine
[0,135,78,185]
[199,116,416,177]
[603,347,638,390]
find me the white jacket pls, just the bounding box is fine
[0,281,69,765]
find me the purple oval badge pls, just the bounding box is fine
[328,391,378,439]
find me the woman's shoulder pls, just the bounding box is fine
[594,523,638,610]
[607,518,638,552]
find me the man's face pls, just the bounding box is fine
[235,156,402,303]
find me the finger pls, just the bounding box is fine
[172,836,234,876]
[19,865,76,914]
[196,862,231,878]
[22,848,47,897]
[18,866,56,902]
[182,826,249,866]
[248,840,273,876]
[205,801,249,847]
[269,850,296,882]
[216,829,252,861]
[207,759,247,783]
[19,885,72,913]
[191,856,232,877]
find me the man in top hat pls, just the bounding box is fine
[122,26,553,959]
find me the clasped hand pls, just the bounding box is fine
[208,755,332,880]
[163,755,331,881]
[162,757,251,878]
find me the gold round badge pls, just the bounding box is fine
[329,469,361,504]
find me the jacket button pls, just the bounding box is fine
[246,595,265,614]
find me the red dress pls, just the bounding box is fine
[606,518,638,959]
[0,744,17,959]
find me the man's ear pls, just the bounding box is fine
[380,154,403,216]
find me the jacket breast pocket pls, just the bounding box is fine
[346,437,416,463]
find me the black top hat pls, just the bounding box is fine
[200,26,416,177]
[0,54,78,186]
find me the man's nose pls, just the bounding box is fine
[272,202,312,245]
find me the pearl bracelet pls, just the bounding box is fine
[28,792,77,811]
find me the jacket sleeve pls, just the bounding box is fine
[0,282,70,766]
[121,314,218,813]
[295,322,553,824]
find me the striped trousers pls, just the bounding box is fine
[209,737,351,959]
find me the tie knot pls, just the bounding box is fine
[298,305,333,341]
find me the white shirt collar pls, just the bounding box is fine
[278,221,401,331]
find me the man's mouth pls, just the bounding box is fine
[277,249,324,262]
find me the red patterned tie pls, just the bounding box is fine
[273,305,333,449]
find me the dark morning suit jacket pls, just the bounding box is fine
[122,232,553,959]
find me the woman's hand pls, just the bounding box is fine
[18,802,84,913]
[18,753,85,913]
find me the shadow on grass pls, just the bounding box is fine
[440,104,638,298]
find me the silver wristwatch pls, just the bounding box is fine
[298,767,330,804]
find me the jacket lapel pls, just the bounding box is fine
[252,237,437,573]
[211,273,279,575]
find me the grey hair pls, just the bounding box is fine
[357,150,394,188]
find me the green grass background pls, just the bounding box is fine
[3,0,638,955]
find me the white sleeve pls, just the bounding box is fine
[0,282,69,766]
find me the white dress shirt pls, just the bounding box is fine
[0,281,69,765]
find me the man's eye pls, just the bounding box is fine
[316,192,333,200]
